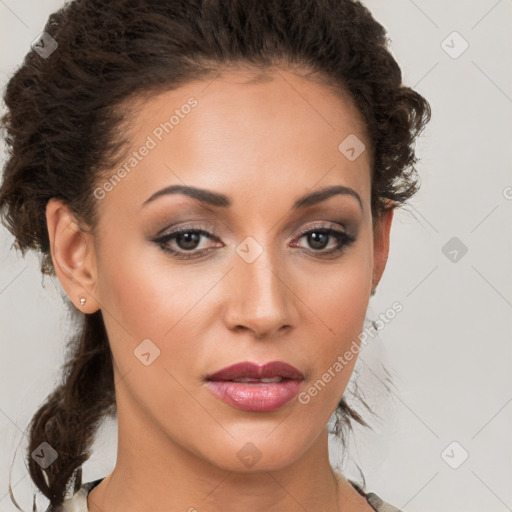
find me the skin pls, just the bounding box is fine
[46,67,393,512]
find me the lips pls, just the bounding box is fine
[205,361,305,412]
[207,361,305,382]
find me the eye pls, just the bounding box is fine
[292,223,356,255]
[150,222,356,260]
[151,224,222,259]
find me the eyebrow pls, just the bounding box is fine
[141,184,363,211]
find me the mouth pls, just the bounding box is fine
[205,361,305,412]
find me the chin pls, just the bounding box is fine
[196,431,313,474]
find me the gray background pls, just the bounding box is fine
[1,1,511,511]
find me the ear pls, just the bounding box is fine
[371,204,394,294]
[46,198,100,313]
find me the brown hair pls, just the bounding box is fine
[0,0,431,509]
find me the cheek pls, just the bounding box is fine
[297,249,372,345]
[94,240,207,420]
[323,269,369,335]
[95,234,187,336]
[94,234,226,374]
[292,247,372,404]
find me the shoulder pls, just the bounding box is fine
[45,479,103,512]
[350,480,405,512]
[365,492,405,512]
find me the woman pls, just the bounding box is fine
[0,0,431,511]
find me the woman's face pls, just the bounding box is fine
[57,68,392,472]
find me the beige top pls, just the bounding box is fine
[46,478,404,512]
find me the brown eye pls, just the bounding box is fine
[293,224,356,255]
[305,230,331,250]
[173,231,202,251]
[151,225,222,259]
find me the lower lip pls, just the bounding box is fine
[206,379,303,412]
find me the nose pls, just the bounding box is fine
[223,247,299,340]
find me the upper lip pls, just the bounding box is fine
[206,361,305,381]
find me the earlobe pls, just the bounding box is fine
[45,198,100,313]
[371,205,394,294]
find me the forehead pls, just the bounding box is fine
[95,68,372,219]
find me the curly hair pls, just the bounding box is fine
[0,0,431,509]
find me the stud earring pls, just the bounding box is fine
[80,297,87,306]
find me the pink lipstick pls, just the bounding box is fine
[205,361,304,412]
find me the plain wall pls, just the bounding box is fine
[1,1,511,511]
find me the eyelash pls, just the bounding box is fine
[151,223,356,260]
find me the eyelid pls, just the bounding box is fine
[295,221,347,236]
[155,219,349,240]
[155,215,356,242]
[155,221,220,239]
